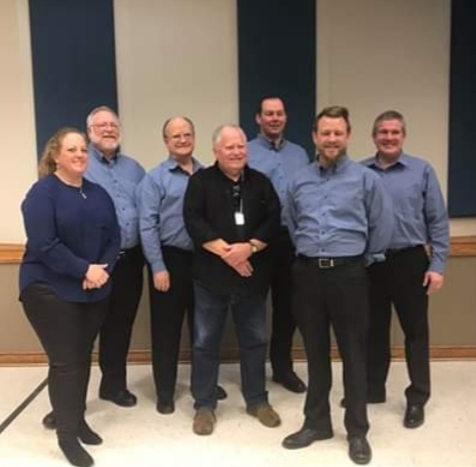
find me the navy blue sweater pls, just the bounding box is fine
[19,174,120,302]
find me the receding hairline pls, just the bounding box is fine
[162,116,195,139]
[212,124,247,147]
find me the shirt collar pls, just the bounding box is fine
[316,153,350,173]
[256,133,286,151]
[166,155,201,174]
[89,144,119,164]
[366,151,409,170]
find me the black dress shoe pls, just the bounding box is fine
[348,437,372,465]
[215,385,228,401]
[282,427,333,449]
[404,404,424,428]
[42,411,56,430]
[100,389,137,407]
[273,373,307,394]
[156,399,175,415]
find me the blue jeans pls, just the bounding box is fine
[192,283,268,410]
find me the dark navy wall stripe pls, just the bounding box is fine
[237,0,316,157]
[448,0,476,217]
[29,0,118,157]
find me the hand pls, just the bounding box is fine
[203,239,231,257]
[82,278,96,290]
[423,271,444,295]
[85,264,109,288]
[232,260,254,277]
[153,271,170,292]
[222,243,252,268]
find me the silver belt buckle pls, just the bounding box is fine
[318,258,334,269]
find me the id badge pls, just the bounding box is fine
[234,212,245,225]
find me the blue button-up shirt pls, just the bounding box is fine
[85,145,145,249]
[138,156,203,273]
[248,135,310,225]
[361,152,449,273]
[286,155,393,259]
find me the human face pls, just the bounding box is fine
[313,116,350,166]
[256,98,287,141]
[163,118,195,160]
[54,132,88,182]
[87,110,121,157]
[214,127,247,179]
[373,119,405,162]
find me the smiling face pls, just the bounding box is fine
[163,117,195,160]
[87,109,121,158]
[54,132,88,182]
[373,118,405,162]
[214,126,247,179]
[313,116,350,166]
[256,98,287,141]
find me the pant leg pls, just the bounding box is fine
[231,291,268,408]
[390,247,430,406]
[99,247,144,394]
[292,258,333,433]
[366,261,392,401]
[328,262,370,438]
[269,229,297,377]
[149,247,194,402]
[191,284,229,410]
[21,283,105,437]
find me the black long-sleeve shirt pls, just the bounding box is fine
[183,163,280,295]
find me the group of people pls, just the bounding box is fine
[19,98,449,467]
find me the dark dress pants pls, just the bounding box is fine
[366,246,430,405]
[292,259,370,438]
[148,247,194,403]
[99,246,144,395]
[269,228,299,378]
[192,283,268,410]
[21,282,108,438]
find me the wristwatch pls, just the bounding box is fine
[249,242,258,255]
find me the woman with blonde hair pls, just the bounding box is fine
[19,127,120,467]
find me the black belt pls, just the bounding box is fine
[118,245,141,259]
[297,254,363,269]
[386,245,423,257]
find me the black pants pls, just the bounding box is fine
[366,246,430,406]
[269,228,299,377]
[21,283,108,437]
[148,247,194,403]
[292,258,369,438]
[99,246,144,395]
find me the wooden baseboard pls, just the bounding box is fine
[1,236,475,263]
[1,345,475,366]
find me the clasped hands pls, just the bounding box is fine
[208,239,253,277]
[82,264,110,290]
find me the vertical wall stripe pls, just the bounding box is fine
[29,0,118,156]
[237,0,316,156]
[448,0,476,217]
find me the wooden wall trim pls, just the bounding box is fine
[1,236,475,263]
[1,345,475,366]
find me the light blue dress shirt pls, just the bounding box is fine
[248,134,310,226]
[85,145,145,249]
[138,156,203,273]
[286,155,393,259]
[361,152,449,273]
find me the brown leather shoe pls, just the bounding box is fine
[193,408,216,435]
[247,403,281,427]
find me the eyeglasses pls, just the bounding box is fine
[91,122,120,131]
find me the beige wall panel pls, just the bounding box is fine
[0,0,37,243]
[114,0,238,170]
